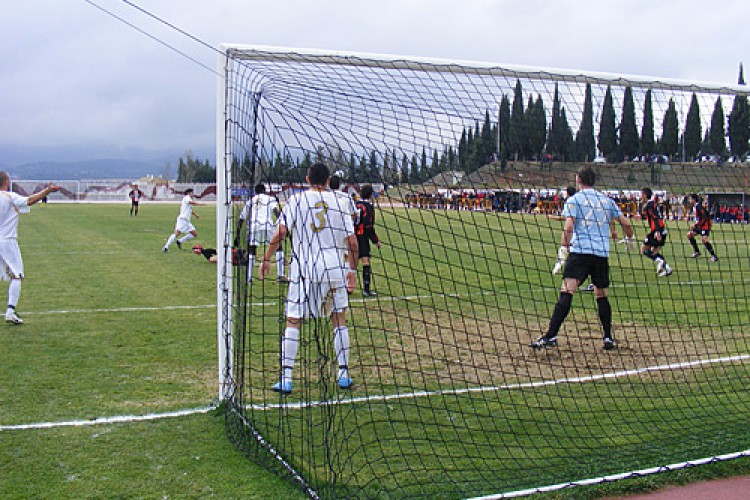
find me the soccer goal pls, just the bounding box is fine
[216,45,750,498]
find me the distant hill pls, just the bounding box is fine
[9,159,168,181]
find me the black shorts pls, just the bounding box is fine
[644,230,667,248]
[357,235,372,258]
[563,253,610,289]
[690,226,710,237]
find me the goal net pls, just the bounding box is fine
[216,46,750,498]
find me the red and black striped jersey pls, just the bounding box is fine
[641,199,665,232]
[693,203,712,231]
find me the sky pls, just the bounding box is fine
[1,0,749,166]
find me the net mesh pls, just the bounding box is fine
[218,47,750,499]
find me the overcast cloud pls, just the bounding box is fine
[1,0,748,165]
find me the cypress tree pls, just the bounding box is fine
[728,94,749,160]
[641,89,655,158]
[709,97,726,158]
[684,93,702,160]
[499,95,511,164]
[619,86,639,160]
[598,86,618,160]
[509,80,526,160]
[661,99,679,159]
[575,83,596,161]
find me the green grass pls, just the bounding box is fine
[0,203,305,499]
[1,202,748,499]
[233,203,750,498]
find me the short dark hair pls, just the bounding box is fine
[254,183,266,194]
[307,163,330,187]
[185,188,194,195]
[360,184,374,200]
[329,175,342,190]
[690,193,701,204]
[577,165,596,187]
[642,187,653,199]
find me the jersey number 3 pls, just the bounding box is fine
[311,201,329,233]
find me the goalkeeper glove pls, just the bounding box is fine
[552,246,569,275]
[618,236,636,251]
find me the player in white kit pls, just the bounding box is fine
[0,172,62,324]
[162,188,205,252]
[237,184,285,282]
[259,163,359,394]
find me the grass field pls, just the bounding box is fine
[1,202,748,499]
[233,202,750,498]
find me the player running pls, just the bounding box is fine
[162,188,205,252]
[638,187,672,277]
[687,193,718,262]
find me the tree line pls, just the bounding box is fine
[181,73,750,186]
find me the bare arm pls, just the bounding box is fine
[259,225,288,280]
[616,214,634,239]
[28,184,62,206]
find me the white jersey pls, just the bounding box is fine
[280,189,354,283]
[240,193,279,228]
[177,194,193,221]
[332,190,357,222]
[0,191,30,239]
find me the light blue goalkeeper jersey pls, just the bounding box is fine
[562,188,623,258]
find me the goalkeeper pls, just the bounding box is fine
[530,165,634,351]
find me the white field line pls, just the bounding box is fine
[248,353,750,411]
[4,353,746,431]
[0,406,215,431]
[467,449,750,499]
[18,274,748,317]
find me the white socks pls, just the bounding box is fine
[334,326,350,379]
[281,327,299,384]
[178,234,194,245]
[7,279,21,312]
[280,326,350,383]
[164,234,176,249]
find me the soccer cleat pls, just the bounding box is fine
[529,336,557,349]
[690,252,701,258]
[337,377,353,389]
[162,247,168,253]
[656,260,665,274]
[272,381,293,394]
[5,311,23,325]
[277,276,290,283]
[363,290,377,297]
[603,338,617,350]
[581,283,595,292]
[658,264,673,277]
[710,255,718,262]
[176,240,182,250]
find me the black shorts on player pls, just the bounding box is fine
[690,226,710,237]
[357,235,372,259]
[562,252,610,289]
[644,230,667,248]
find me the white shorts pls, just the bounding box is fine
[0,239,24,281]
[248,224,275,247]
[286,277,349,319]
[175,218,195,234]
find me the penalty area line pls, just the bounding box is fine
[250,353,750,411]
